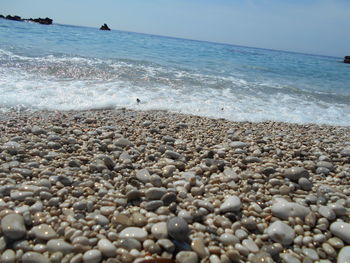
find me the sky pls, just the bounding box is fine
[1,0,350,57]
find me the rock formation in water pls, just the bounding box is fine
[0,14,53,25]
[100,23,111,31]
[344,56,350,64]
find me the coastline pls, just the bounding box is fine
[0,108,349,262]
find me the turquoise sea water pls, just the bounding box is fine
[0,19,349,125]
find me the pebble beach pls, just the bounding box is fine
[0,108,349,263]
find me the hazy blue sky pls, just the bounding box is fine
[1,0,349,57]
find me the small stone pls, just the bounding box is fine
[220,195,241,213]
[271,200,310,220]
[338,246,350,263]
[1,249,16,263]
[330,222,350,244]
[298,177,312,191]
[302,248,319,261]
[83,249,102,263]
[22,252,50,263]
[318,206,336,220]
[151,222,168,239]
[219,233,239,245]
[267,221,295,246]
[145,200,164,211]
[165,150,182,160]
[280,253,301,263]
[119,227,148,241]
[191,238,209,259]
[161,192,177,206]
[115,138,132,147]
[242,239,259,253]
[317,161,334,171]
[136,169,151,183]
[115,238,141,250]
[230,141,248,148]
[97,239,116,257]
[328,237,344,249]
[167,217,190,242]
[30,224,57,240]
[1,213,26,240]
[176,251,198,263]
[94,214,109,226]
[284,167,309,182]
[145,188,167,200]
[47,239,74,254]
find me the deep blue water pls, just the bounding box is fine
[0,19,349,125]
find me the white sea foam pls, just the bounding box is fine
[0,49,349,126]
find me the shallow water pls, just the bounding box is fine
[0,19,349,125]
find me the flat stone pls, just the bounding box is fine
[30,224,57,240]
[220,195,241,213]
[317,161,334,171]
[271,200,310,220]
[22,252,50,263]
[230,141,248,149]
[267,221,295,246]
[115,238,141,250]
[330,222,350,244]
[338,246,350,263]
[280,253,301,263]
[145,187,167,200]
[115,138,132,147]
[340,147,350,157]
[176,251,198,263]
[284,167,309,182]
[94,214,109,226]
[219,233,239,245]
[151,222,168,239]
[119,227,148,241]
[1,213,26,240]
[167,217,190,242]
[145,200,164,211]
[83,249,102,263]
[126,189,142,201]
[47,239,74,254]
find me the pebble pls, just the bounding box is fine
[191,238,209,259]
[318,206,336,220]
[242,239,259,253]
[219,195,241,213]
[330,222,350,244]
[30,224,57,240]
[47,239,74,254]
[97,239,116,257]
[284,167,309,181]
[167,217,190,241]
[267,220,295,245]
[151,222,168,239]
[145,187,167,200]
[21,252,50,263]
[176,251,198,263]
[1,213,27,240]
[219,233,239,245]
[338,246,350,263]
[271,199,310,219]
[119,227,148,241]
[83,249,102,263]
[1,249,16,263]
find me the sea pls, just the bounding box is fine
[1,19,349,126]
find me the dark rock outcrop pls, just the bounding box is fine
[0,14,52,25]
[6,15,22,21]
[100,23,111,31]
[344,56,350,64]
[26,17,53,25]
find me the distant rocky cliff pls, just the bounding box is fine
[0,14,52,25]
